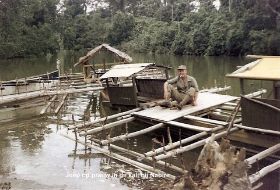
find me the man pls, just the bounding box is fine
[160,65,199,110]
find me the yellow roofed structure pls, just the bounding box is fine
[226,56,280,81]
[226,55,280,99]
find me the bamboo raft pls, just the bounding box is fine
[61,88,280,189]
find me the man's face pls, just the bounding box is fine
[177,69,187,78]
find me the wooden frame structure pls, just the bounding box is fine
[62,87,279,188]
[74,44,133,79]
[227,55,280,98]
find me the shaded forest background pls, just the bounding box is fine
[0,0,279,59]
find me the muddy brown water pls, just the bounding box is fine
[0,53,279,189]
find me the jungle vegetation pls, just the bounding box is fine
[0,0,279,58]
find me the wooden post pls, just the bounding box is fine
[240,79,245,95]
[132,76,138,107]
[103,58,106,73]
[274,81,280,100]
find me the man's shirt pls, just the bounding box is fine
[167,75,199,93]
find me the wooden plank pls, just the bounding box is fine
[133,93,237,122]
[166,121,212,132]
[100,123,165,146]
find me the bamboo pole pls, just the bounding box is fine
[244,89,267,98]
[246,143,280,165]
[69,108,141,130]
[166,121,212,132]
[186,115,279,136]
[40,95,57,115]
[154,127,239,161]
[249,160,280,184]
[220,105,241,111]
[144,125,225,157]
[100,123,165,146]
[61,133,175,180]
[80,117,135,136]
[54,94,68,114]
[109,144,187,174]
[184,115,228,125]
[235,125,280,136]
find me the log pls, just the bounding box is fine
[249,160,280,184]
[0,86,104,106]
[40,95,57,115]
[54,94,68,114]
[69,107,141,129]
[154,127,239,161]
[166,121,212,132]
[100,123,165,146]
[246,143,280,165]
[144,125,225,157]
[61,133,176,180]
[79,117,135,136]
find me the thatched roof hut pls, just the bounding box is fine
[74,44,132,80]
[74,44,132,67]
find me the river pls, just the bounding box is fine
[0,52,278,190]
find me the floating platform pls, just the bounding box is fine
[133,92,238,122]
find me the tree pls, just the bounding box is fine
[108,12,135,45]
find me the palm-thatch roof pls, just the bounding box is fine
[74,44,133,67]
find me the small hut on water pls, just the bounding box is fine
[227,55,280,132]
[74,44,133,80]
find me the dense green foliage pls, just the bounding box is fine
[0,0,279,58]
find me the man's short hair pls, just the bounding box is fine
[177,65,187,70]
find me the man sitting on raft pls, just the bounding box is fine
[159,65,199,110]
